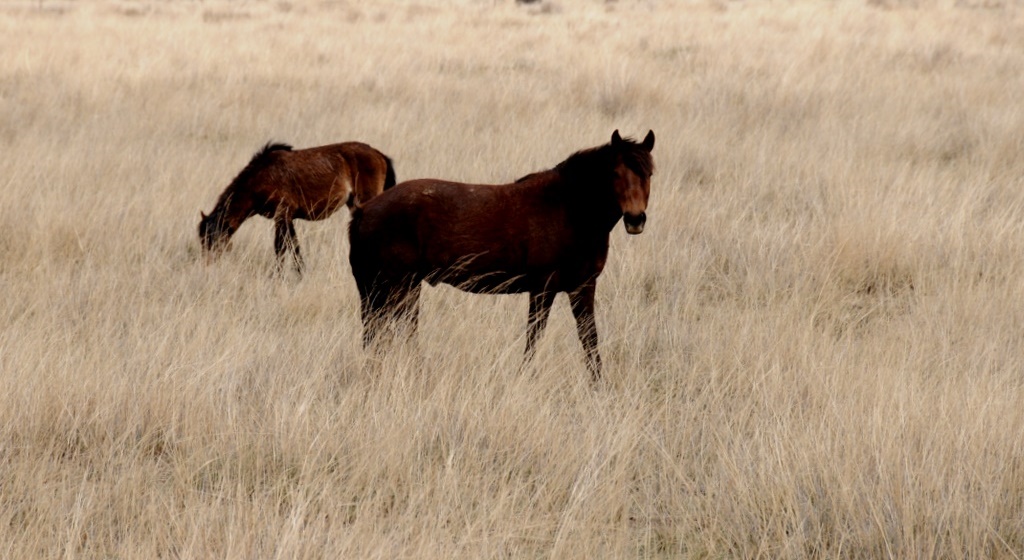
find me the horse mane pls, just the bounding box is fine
[258,142,294,156]
[555,136,654,184]
[212,142,293,211]
[515,171,543,183]
[510,137,653,201]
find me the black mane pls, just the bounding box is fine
[555,136,654,185]
[214,142,293,209]
[515,171,544,183]
[253,142,293,161]
[514,136,654,188]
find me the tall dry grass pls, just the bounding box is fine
[2,0,1024,557]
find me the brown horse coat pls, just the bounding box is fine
[349,130,654,380]
[200,141,396,273]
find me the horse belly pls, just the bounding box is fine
[302,192,347,220]
[422,239,532,293]
[435,269,531,294]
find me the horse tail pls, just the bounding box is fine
[382,155,397,190]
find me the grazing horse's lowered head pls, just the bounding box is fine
[198,207,232,255]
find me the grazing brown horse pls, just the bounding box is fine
[199,141,396,273]
[348,130,654,380]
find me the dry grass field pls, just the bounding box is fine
[2,0,1024,556]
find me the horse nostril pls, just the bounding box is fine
[624,212,646,226]
[623,212,646,234]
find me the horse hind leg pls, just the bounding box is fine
[357,277,420,351]
[360,297,383,349]
[357,279,389,350]
[394,281,421,338]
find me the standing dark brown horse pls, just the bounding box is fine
[348,130,654,380]
[199,141,396,274]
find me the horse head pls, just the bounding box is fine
[198,210,232,255]
[610,129,654,235]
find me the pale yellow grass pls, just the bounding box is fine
[2,0,1024,557]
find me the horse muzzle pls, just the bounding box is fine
[623,212,646,235]
[201,238,232,259]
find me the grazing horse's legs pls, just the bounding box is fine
[273,213,303,274]
[569,283,601,381]
[523,290,556,368]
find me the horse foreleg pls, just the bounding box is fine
[273,217,291,271]
[523,290,556,368]
[273,215,302,274]
[569,283,601,382]
[288,219,304,274]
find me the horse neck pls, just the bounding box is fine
[210,188,251,234]
[552,168,622,235]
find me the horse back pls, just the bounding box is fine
[261,142,392,219]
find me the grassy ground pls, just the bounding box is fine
[2,0,1024,557]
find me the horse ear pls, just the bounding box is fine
[200,211,208,221]
[641,130,655,152]
[611,130,622,146]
